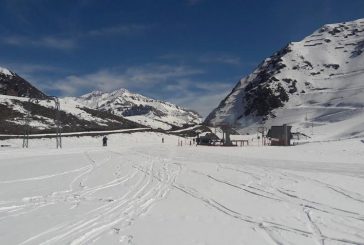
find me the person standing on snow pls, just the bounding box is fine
[102,136,108,147]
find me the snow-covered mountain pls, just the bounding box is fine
[0,67,144,134]
[0,94,145,135]
[205,18,364,140]
[0,66,200,134]
[0,66,47,99]
[69,89,202,130]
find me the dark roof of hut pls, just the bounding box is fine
[199,132,220,140]
[267,125,292,139]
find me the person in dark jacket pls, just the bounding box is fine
[102,136,108,146]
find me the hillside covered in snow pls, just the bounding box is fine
[205,18,364,140]
[0,68,142,134]
[69,89,201,130]
[0,94,145,135]
[0,67,201,134]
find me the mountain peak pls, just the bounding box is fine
[0,66,47,99]
[205,17,364,139]
[72,88,201,130]
[0,66,14,77]
[112,88,130,95]
[80,90,105,98]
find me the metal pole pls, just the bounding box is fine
[48,96,62,149]
[22,113,30,148]
[22,124,29,148]
[23,97,38,148]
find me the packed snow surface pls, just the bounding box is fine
[0,133,364,244]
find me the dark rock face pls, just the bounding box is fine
[323,64,340,69]
[0,72,47,99]
[204,44,293,125]
[0,103,25,134]
[242,44,292,118]
[351,40,364,58]
[244,83,289,119]
[121,105,167,117]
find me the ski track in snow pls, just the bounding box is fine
[177,162,364,245]
[7,150,181,245]
[1,136,364,244]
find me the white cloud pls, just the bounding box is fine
[1,35,76,50]
[160,52,244,66]
[87,24,152,37]
[39,63,233,117]
[46,64,204,96]
[165,79,232,117]
[7,63,64,74]
[172,91,228,118]
[199,53,242,66]
[1,23,151,50]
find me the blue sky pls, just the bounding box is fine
[0,0,363,116]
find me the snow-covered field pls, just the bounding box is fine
[1,132,364,244]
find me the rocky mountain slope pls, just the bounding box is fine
[205,18,364,140]
[0,68,144,134]
[0,66,200,134]
[0,94,144,135]
[0,67,47,99]
[69,89,202,130]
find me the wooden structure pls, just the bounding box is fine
[232,139,249,146]
[219,125,239,146]
[267,124,292,146]
[196,132,220,146]
[196,126,246,147]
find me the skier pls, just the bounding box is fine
[102,136,108,147]
[196,136,200,146]
[162,137,164,143]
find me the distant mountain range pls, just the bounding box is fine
[0,67,201,134]
[2,17,364,139]
[205,18,364,140]
[69,89,201,130]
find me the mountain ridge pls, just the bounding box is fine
[69,88,202,130]
[0,66,48,99]
[0,66,201,133]
[205,17,364,140]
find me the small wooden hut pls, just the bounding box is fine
[267,124,292,146]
